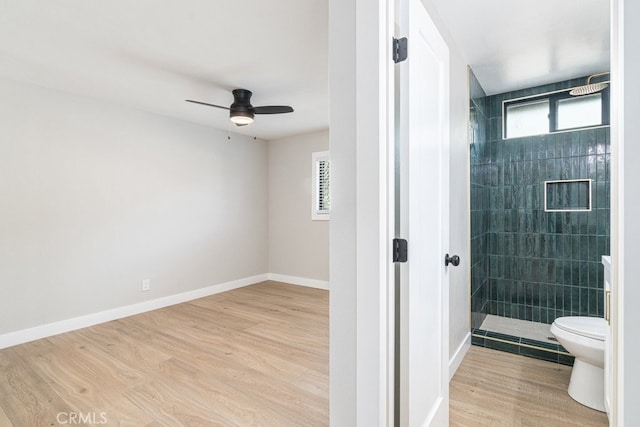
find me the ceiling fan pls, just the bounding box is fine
[186,89,294,126]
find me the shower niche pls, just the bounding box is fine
[544,179,592,212]
[468,68,611,365]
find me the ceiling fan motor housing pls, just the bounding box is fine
[230,89,255,121]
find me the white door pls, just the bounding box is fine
[397,0,450,425]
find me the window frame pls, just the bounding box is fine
[504,97,551,139]
[311,150,330,221]
[502,84,610,139]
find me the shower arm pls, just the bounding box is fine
[587,72,610,84]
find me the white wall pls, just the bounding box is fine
[617,0,640,424]
[268,130,329,282]
[0,77,268,336]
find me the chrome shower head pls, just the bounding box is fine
[569,72,610,96]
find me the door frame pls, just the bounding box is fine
[328,0,396,425]
[329,0,451,424]
[610,0,640,425]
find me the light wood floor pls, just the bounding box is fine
[450,346,609,427]
[0,281,328,426]
[1,282,610,426]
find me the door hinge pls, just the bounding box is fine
[392,238,408,263]
[392,37,408,63]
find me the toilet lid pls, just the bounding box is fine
[554,316,607,341]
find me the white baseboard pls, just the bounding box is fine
[449,332,471,380]
[0,274,268,350]
[267,273,329,290]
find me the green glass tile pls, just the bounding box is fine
[485,338,520,355]
[554,286,564,310]
[525,306,532,321]
[580,288,589,314]
[571,262,580,286]
[471,335,486,347]
[588,289,598,316]
[596,128,607,154]
[537,139,548,160]
[497,302,505,316]
[524,282,533,306]
[505,283,517,307]
[596,263,605,287]
[558,353,575,366]
[563,286,572,311]
[518,305,526,319]
[531,283,541,306]
[485,331,519,343]
[571,286,580,313]
[569,157,579,179]
[570,132,581,156]
[532,307,541,322]
[520,345,558,363]
[508,304,518,319]
[583,132,597,155]
[546,262,556,283]
[540,308,549,323]
[587,155,597,179]
[563,261,572,284]
[597,209,609,235]
[521,338,558,351]
[539,283,548,306]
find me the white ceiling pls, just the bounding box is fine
[0,1,609,140]
[430,0,610,95]
[0,0,328,140]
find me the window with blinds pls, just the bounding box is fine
[312,151,330,220]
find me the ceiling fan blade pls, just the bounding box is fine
[253,105,294,114]
[185,100,229,110]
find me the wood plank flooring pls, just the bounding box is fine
[0,281,328,426]
[450,346,609,427]
[1,281,611,426]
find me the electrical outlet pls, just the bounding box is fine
[142,279,150,292]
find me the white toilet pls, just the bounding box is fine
[550,316,607,412]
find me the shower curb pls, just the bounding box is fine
[471,328,575,366]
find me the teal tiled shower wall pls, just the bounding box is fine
[470,74,610,327]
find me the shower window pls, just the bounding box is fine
[556,94,602,130]
[503,85,609,139]
[505,99,550,138]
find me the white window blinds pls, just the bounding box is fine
[312,151,330,220]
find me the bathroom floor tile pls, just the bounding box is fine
[480,314,557,343]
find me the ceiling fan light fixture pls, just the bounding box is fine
[187,88,292,127]
[230,110,254,126]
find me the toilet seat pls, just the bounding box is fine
[553,316,607,341]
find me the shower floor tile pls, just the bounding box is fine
[480,314,558,344]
